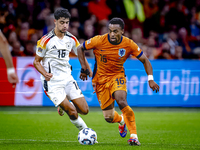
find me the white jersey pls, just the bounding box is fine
[36,29,80,81]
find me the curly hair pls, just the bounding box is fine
[54,8,71,20]
[109,18,125,29]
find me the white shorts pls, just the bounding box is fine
[42,75,84,107]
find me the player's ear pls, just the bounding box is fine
[54,19,57,25]
[121,29,124,35]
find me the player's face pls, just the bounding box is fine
[108,24,124,44]
[55,17,69,33]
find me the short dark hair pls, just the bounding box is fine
[109,18,125,29]
[54,8,71,20]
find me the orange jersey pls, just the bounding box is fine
[83,33,143,84]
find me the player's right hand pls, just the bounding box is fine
[44,73,53,81]
[79,73,88,81]
[80,68,90,81]
[7,73,19,88]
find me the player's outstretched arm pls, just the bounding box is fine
[84,57,93,78]
[0,31,19,87]
[138,53,160,93]
[0,31,13,69]
[77,43,91,81]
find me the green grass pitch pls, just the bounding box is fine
[0,107,199,150]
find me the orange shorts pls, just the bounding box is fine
[96,75,127,110]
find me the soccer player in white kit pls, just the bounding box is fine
[33,8,92,131]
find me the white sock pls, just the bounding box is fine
[119,115,125,125]
[130,134,138,139]
[70,101,75,108]
[70,115,87,131]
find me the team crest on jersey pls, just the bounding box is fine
[66,42,71,49]
[118,48,126,57]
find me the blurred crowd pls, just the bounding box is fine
[0,0,200,59]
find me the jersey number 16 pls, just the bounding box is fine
[57,50,66,58]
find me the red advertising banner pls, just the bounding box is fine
[0,57,16,106]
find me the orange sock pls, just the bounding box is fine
[111,111,122,123]
[121,106,137,134]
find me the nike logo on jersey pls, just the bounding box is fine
[101,49,106,51]
[51,45,57,49]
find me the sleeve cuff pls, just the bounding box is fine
[83,41,86,50]
[136,51,143,59]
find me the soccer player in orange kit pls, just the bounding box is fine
[77,17,159,146]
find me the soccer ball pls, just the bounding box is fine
[78,128,97,145]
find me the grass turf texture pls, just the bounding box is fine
[0,107,199,150]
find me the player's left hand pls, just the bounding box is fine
[148,80,159,93]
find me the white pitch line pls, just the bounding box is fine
[1,111,55,114]
[0,139,199,146]
[0,139,77,143]
[0,139,106,144]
